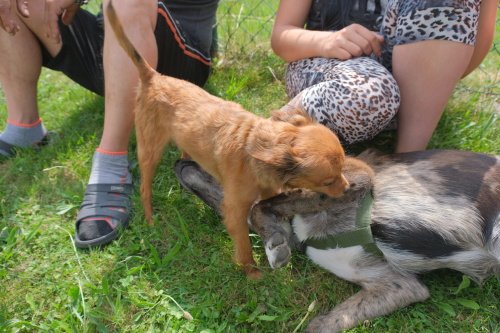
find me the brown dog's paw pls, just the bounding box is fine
[244,266,263,280]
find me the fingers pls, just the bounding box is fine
[0,18,20,35]
[0,0,20,34]
[331,24,384,59]
[44,0,80,42]
[16,0,29,17]
[44,0,62,42]
[337,39,364,59]
[354,25,384,57]
[61,4,79,25]
[0,16,20,35]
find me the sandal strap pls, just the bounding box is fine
[76,207,128,226]
[84,183,134,195]
[76,183,134,225]
[81,193,131,207]
[77,206,130,224]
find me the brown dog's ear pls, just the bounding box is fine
[271,107,312,127]
[248,129,303,184]
[250,147,300,172]
[249,137,299,167]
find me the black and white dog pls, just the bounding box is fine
[175,149,500,333]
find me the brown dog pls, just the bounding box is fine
[106,2,348,278]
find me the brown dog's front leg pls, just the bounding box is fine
[222,188,261,279]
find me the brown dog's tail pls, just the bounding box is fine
[106,1,155,83]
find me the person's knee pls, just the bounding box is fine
[104,0,157,28]
[367,75,400,121]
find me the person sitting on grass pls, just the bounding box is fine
[0,0,219,248]
[271,0,497,152]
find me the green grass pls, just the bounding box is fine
[1,3,499,333]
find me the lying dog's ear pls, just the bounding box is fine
[271,107,313,127]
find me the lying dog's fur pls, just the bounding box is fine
[250,149,499,332]
[106,2,348,278]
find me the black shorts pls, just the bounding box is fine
[41,2,212,96]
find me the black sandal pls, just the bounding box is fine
[0,139,15,158]
[0,132,54,158]
[75,183,134,249]
[174,159,224,216]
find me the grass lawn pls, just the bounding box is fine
[1,2,499,333]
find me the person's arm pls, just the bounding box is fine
[270,0,384,63]
[462,0,498,77]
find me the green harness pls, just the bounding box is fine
[303,192,384,257]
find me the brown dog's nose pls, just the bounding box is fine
[323,175,350,198]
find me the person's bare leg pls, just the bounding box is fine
[393,40,473,153]
[99,0,158,153]
[76,0,158,245]
[85,0,158,184]
[0,27,40,124]
[0,1,61,154]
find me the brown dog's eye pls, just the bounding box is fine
[323,180,334,187]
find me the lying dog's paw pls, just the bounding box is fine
[306,314,339,333]
[265,233,291,269]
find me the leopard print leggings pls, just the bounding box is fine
[286,0,480,145]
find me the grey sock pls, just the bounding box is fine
[0,121,47,156]
[88,150,132,185]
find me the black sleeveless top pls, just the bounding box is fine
[306,0,386,32]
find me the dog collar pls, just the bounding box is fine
[303,192,384,257]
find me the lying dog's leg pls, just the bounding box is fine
[222,183,261,279]
[251,156,374,267]
[250,189,347,268]
[249,190,326,268]
[250,201,294,269]
[135,105,172,224]
[306,272,430,333]
[174,159,224,216]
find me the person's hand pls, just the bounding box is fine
[43,0,80,42]
[321,23,384,60]
[0,0,27,35]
